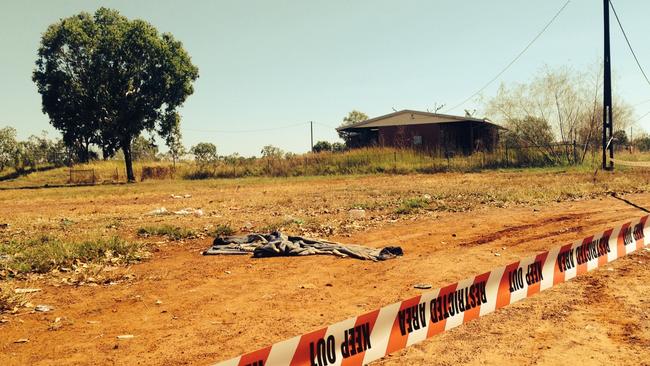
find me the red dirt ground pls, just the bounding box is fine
[1,190,650,365]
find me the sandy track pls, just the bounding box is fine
[1,192,650,365]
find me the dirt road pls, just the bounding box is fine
[1,181,650,365]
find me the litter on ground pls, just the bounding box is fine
[171,194,192,199]
[146,207,203,217]
[203,231,403,261]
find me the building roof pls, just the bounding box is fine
[336,109,502,131]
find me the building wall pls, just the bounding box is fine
[375,122,498,154]
[378,124,441,150]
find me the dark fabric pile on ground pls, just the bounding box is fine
[203,231,403,261]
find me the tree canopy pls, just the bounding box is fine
[32,8,199,181]
[338,110,368,146]
[190,142,218,166]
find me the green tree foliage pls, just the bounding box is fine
[190,142,218,166]
[260,145,284,159]
[32,8,199,182]
[0,127,18,172]
[312,140,332,153]
[331,142,346,152]
[613,130,628,146]
[163,113,185,167]
[338,110,368,146]
[634,135,650,151]
[131,135,159,161]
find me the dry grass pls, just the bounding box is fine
[1,166,650,278]
[3,146,633,188]
[0,283,25,312]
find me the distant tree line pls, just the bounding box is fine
[485,65,636,163]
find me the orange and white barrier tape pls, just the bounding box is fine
[214,215,649,366]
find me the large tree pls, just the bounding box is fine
[33,8,199,181]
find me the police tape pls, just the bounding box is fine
[214,215,649,366]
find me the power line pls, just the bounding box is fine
[313,121,338,129]
[609,0,650,88]
[183,121,308,134]
[445,0,570,113]
[634,109,650,124]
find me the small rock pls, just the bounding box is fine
[87,321,100,324]
[224,270,231,275]
[348,209,366,220]
[325,283,333,287]
[155,300,163,305]
[414,283,432,289]
[607,268,614,272]
[14,288,41,294]
[299,283,316,289]
[117,335,134,340]
[502,247,507,250]
[243,222,254,230]
[494,253,501,257]
[14,338,29,344]
[422,194,432,201]
[34,305,53,312]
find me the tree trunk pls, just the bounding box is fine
[122,140,136,183]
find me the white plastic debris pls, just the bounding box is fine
[117,335,134,340]
[173,208,203,217]
[34,305,53,312]
[14,288,41,294]
[170,194,192,199]
[147,207,168,216]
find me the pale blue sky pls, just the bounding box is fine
[2,0,650,156]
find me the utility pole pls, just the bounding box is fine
[310,121,314,152]
[602,0,614,170]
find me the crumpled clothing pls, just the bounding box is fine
[203,231,403,261]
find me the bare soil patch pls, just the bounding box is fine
[1,171,649,365]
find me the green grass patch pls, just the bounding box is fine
[212,224,235,237]
[137,225,198,240]
[395,197,430,215]
[0,236,145,278]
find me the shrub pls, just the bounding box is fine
[212,224,235,237]
[141,165,174,180]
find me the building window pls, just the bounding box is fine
[413,135,422,145]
